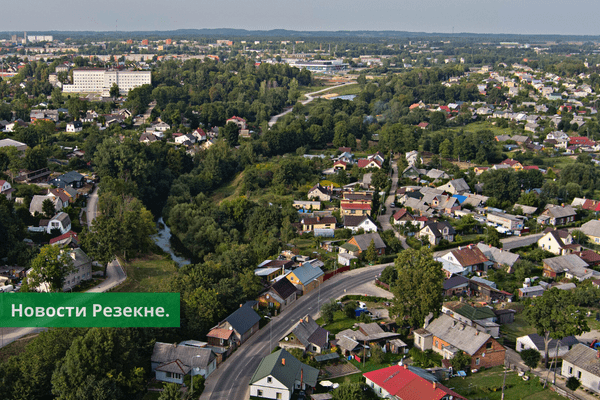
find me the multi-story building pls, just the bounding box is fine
[62,69,151,95]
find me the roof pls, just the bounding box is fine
[580,220,600,238]
[448,245,489,267]
[291,263,324,285]
[476,243,520,267]
[207,328,234,340]
[302,217,336,225]
[392,208,414,221]
[443,178,470,193]
[55,170,84,184]
[151,342,215,371]
[363,365,466,400]
[444,301,496,321]
[424,314,492,355]
[351,232,386,251]
[30,195,57,214]
[224,303,261,335]
[343,215,371,227]
[51,212,72,229]
[314,353,339,362]
[49,230,78,245]
[422,221,455,238]
[543,254,589,274]
[155,359,191,375]
[249,349,319,390]
[270,277,297,300]
[563,344,600,377]
[443,275,469,290]
[282,315,329,349]
[545,205,576,218]
[341,203,371,210]
[519,334,579,352]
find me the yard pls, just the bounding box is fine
[315,310,358,335]
[112,253,178,293]
[446,366,564,400]
[499,307,536,349]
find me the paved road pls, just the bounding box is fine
[268,83,357,127]
[86,185,99,227]
[87,259,126,292]
[375,161,408,250]
[500,233,543,251]
[200,262,391,400]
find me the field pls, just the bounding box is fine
[112,254,178,292]
[0,332,40,363]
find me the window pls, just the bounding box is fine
[476,358,480,366]
[257,390,263,396]
[486,342,492,350]
[435,340,439,347]
[578,371,582,379]
[569,367,573,374]
[276,393,282,400]
[267,377,272,383]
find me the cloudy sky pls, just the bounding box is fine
[4,0,600,36]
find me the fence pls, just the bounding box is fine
[323,266,350,281]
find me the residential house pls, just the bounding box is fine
[153,121,171,132]
[516,334,579,360]
[66,121,83,133]
[438,245,491,277]
[364,365,467,400]
[249,349,319,400]
[518,285,545,298]
[426,169,450,181]
[49,189,71,209]
[469,277,513,302]
[543,254,598,281]
[339,232,386,257]
[443,275,470,297]
[286,262,324,294]
[336,323,406,355]
[437,178,470,195]
[192,128,207,141]
[357,158,382,169]
[258,278,298,311]
[579,220,600,245]
[539,205,577,226]
[419,221,455,246]
[537,229,575,255]
[487,212,525,232]
[28,248,92,292]
[139,133,158,144]
[392,208,416,226]
[0,180,15,200]
[226,116,247,130]
[333,160,347,170]
[151,342,216,383]
[340,202,371,216]
[307,184,331,201]
[413,314,505,369]
[561,344,600,393]
[174,133,196,145]
[50,171,85,189]
[343,215,377,233]
[44,212,72,235]
[476,243,520,269]
[279,315,330,354]
[29,194,62,215]
[500,159,524,171]
[207,303,261,347]
[293,201,321,211]
[442,301,500,338]
[49,230,79,247]
[301,216,336,232]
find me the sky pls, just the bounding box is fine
[4,0,600,36]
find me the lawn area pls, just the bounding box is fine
[449,121,514,137]
[446,366,563,400]
[348,351,403,374]
[315,310,357,335]
[0,332,40,363]
[500,309,536,348]
[112,253,178,293]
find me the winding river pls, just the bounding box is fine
[153,217,191,267]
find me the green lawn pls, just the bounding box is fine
[112,254,178,293]
[348,352,402,374]
[446,366,563,400]
[500,310,536,348]
[449,121,514,137]
[316,311,357,335]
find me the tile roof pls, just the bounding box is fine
[49,230,78,245]
[207,328,234,340]
[449,245,489,267]
[341,202,371,210]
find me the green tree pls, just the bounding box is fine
[484,227,502,248]
[109,83,120,100]
[390,248,444,328]
[450,350,471,371]
[566,376,581,392]
[158,383,181,400]
[525,288,589,368]
[320,299,337,324]
[370,343,385,364]
[520,348,541,371]
[221,121,240,147]
[365,239,378,263]
[25,245,76,292]
[42,198,56,218]
[332,382,377,400]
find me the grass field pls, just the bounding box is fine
[449,121,514,136]
[112,254,178,293]
[446,366,564,400]
[0,332,40,363]
[315,310,357,335]
[500,311,536,348]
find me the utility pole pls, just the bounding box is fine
[500,354,508,400]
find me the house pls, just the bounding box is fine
[392,208,416,226]
[357,158,382,169]
[50,171,85,189]
[539,205,577,226]
[363,364,467,400]
[469,276,513,303]
[476,243,520,268]
[500,159,524,171]
[518,285,545,298]
[226,116,247,130]
[66,121,83,133]
[207,303,261,347]
[442,301,500,338]
[140,133,158,144]
[339,232,386,257]
[336,323,406,355]
[562,344,600,393]
[543,255,598,281]
[174,133,196,145]
[516,334,579,360]
[192,128,207,141]
[45,212,72,235]
[437,178,470,195]
[29,195,62,215]
[537,229,574,255]
[438,245,491,277]
[333,160,347,170]
[286,262,324,294]
[49,189,71,209]
[257,278,298,311]
[413,314,505,369]
[28,248,92,292]
[0,180,15,200]
[487,212,525,232]
[340,202,371,216]
[279,315,330,354]
[307,184,331,201]
[343,215,377,233]
[418,221,455,246]
[443,275,470,297]
[579,220,600,245]
[301,216,336,232]
[49,230,79,247]
[0,138,27,151]
[153,121,171,132]
[249,349,319,400]
[151,342,216,384]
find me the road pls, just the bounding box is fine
[200,262,391,400]
[268,83,357,127]
[375,161,408,250]
[86,185,99,227]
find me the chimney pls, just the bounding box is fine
[433,382,437,389]
[281,358,285,366]
[404,364,408,369]
[240,304,243,308]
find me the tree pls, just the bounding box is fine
[158,383,181,400]
[484,227,502,248]
[42,198,56,218]
[390,248,444,328]
[109,83,120,100]
[221,121,239,147]
[520,348,541,371]
[450,350,471,371]
[566,376,581,392]
[25,245,76,292]
[344,300,358,319]
[320,299,338,324]
[370,344,385,364]
[525,288,589,368]
[365,239,378,263]
[332,382,377,400]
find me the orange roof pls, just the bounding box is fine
[207,328,233,340]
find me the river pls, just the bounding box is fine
[153,217,192,267]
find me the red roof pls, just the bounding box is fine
[417,122,429,128]
[523,165,539,170]
[357,159,381,169]
[341,203,371,210]
[363,365,466,400]
[570,136,595,146]
[0,180,6,185]
[501,159,520,167]
[207,328,233,340]
[49,230,78,245]
[334,160,347,166]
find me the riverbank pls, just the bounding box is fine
[153,217,192,267]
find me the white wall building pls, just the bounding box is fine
[63,69,151,95]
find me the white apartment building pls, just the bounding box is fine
[62,69,151,95]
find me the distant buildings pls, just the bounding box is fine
[62,69,151,95]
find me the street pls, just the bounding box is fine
[200,262,391,400]
[86,185,99,227]
[376,160,409,250]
